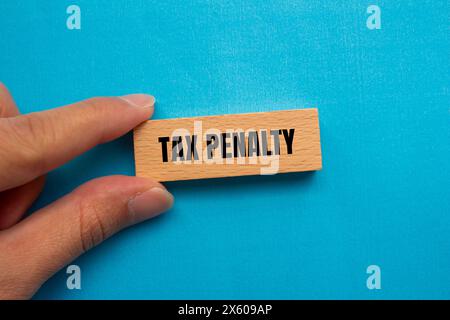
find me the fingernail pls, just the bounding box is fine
[120,94,155,108]
[128,187,174,223]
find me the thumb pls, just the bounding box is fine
[0,175,173,299]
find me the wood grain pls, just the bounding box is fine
[134,108,322,181]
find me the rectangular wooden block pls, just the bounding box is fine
[134,108,322,182]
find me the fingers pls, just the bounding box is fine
[0,83,19,117]
[0,175,173,299]
[0,176,46,230]
[0,94,154,192]
[0,83,46,229]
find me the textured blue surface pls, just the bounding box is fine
[0,1,449,299]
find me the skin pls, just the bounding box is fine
[0,83,174,299]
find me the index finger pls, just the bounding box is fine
[0,94,154,192]
[0,83,19,117]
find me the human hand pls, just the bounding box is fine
[0,83,174,299]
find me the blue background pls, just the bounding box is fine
[0,1,449,299]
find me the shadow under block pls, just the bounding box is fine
[134,109,322,182]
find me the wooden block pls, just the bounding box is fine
[134,108,322,182]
